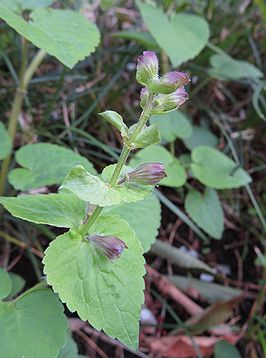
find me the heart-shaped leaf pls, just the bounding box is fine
[8,143,96,191]
[138,2,210,66]
[0,6,100,68]
[191,146,252,189]
[43,215,145,350]
[0,288,67,358]
[185,188,224,239]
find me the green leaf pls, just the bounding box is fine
[7,272,25,299]
[214,340,241,358]
[0,288,67,358]
[0,0,54,12]
[61,165,153,207]
[0,122,12,160]
[129,145,186,188]
[58,332,78,358]
[0,6,100,68]
[0,192,86,229]
[150,111,192,142]
[0,268,12,299]
[185,188,224,239]
[8,143,96,191]
[138,2,210,66]
[191,146,252,189]
[113,31,158,49]
[99,111,128,138]
[209,53,263,80]
[133,124,161,148]
[43,215,145,349]
[104,194,161,252]
[183,125,218,150]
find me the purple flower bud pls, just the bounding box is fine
[151,87,189,114]
[150,71,190,94]
[119,163,167,185]
[88,234,127,260]
[136,51,159,87]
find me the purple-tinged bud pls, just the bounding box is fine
[136,51,159,87]
[88,234,127,260]
[140,87,149,109]
[151,87,189,114]
[150,71,190,94]
[119,163,167,185]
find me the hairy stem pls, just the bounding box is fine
[0,48,46,196]
[79,92,154,236]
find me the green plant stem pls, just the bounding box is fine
[0,48,46,196]
[79,92,154,236]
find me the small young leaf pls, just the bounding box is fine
[191,146,252,189]
[132,124,161,148]
[0,7,100,68]
[0,288,67,358]
[214,340,241,358]
[150,111,192,142]
[138,2,210,66]
[209,53,263,80]
[104,194,161,252]
[6,272,25,299]
[185,188,224,239]
[57,331,79,358]
[183,125,218,150]
[0,192,86,229]
[0,268,12,300]
[0,122,12,160]
[8,143,96,191]
[99,111,128,138]
[61,165,153,207]
[130,145,186,188]
[43,216,145,350]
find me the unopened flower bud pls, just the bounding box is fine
[136,51,159,87]
[151,87,188,114]
[150,71,190,94]
[140,87,149,109]
[88,234,127,260]
[119,163,167,185]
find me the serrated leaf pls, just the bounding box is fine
[8,143,96,191]
[191,146,252,189]
[183,125,218,150]
[185,188,224,239]
[0,6,100,68]
[0,268,12,299]
[209,53,263,80]
[133,124,161,148]
[214,340,241,358]
[138,2,210,66]
[43,215,145,349]
[99,110,128,138]
[150,111,192,142]
[0,122,12,160]
[0,288,67,358]
[61,165,153,207]
[0,192,86,228]
[113,30,158,49]
[129,145,186,188]
[104,194,161,252]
